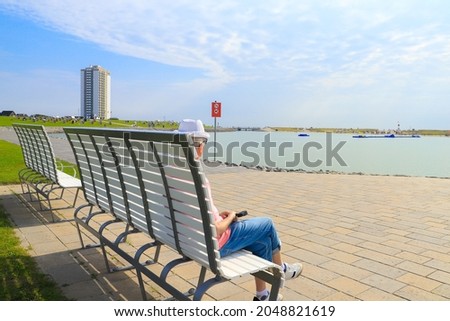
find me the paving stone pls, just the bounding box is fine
[396,260,436,276]
[356,288,403,301]
[326,276,371,297]
[395,285,447,301]
[432,284,450,299]
[361,274,406,293]
[353,258,407,279]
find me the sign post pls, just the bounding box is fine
[211,101,222,161]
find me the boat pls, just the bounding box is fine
[353,121,421,138]
[353,134,421,138]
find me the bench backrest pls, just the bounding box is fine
[13,124,59,183]
[64,128,220,274]
[65,130,157,231]
[64,131,116,215]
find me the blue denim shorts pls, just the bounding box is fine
[219,217,281,261]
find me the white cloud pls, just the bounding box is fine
[2,0,450,127]
[2,1,449,80]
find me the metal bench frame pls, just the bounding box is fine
[13,124,81,221]
[64,127,283,301]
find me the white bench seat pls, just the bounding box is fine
[57,170,83,188]
[219,250,280,279]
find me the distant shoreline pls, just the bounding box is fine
[2,125,450,137]
[260,127,450,137]
[1,115,449,137]
[206,126,450,137]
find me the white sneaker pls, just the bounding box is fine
[283,262,303,280]
[253,293,283,301]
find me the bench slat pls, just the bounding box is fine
[219,251,280,279]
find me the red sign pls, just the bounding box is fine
[211,101,222,118]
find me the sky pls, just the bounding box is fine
[1,0,450,129]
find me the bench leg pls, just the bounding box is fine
[72,188,81,207]
[27,177,45,203]
[103,228,159,274]
[136,269,148,300]
[252,268,284,301]
[197,266,207,287]
[74,203,98,248]
[159,257,196,300]
[18,168,33,195]
[126,241,160,271]
[34,185,81,221]
[137,263,192,301]
[99,221,131,273]
[134,242,161,300]
[38,184,57,222]
[160,257,192,281]
[193,275,223,301]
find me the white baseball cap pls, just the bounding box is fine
[177,119,210,140]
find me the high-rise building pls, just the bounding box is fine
[80,65,111,119]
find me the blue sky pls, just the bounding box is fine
[1,0,450,129]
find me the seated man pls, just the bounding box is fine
[178,119,303,301]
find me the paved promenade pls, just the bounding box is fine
[1,128,450,301]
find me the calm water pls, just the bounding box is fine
[52,131,450,178]
[205,132,450,178]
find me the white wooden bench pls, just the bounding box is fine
[12,124,81,221]
[63,127,283,301]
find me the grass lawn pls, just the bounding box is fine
[0,140,26,184]
[0,115,179,130]
[0,139,74,300]
[0,204,68,300]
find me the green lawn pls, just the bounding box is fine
[0,205,68,300]
[0,139,74,300]
[0,140,26,184]
[0,115,179,130]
